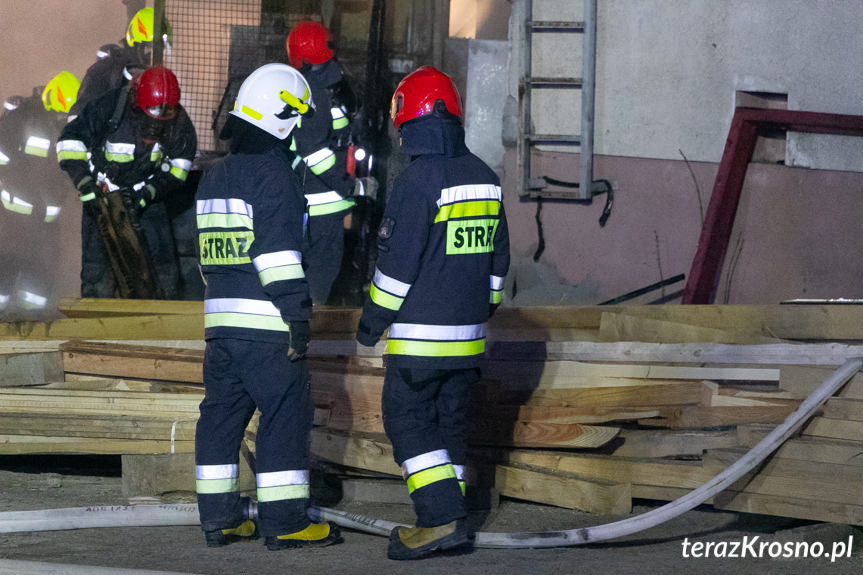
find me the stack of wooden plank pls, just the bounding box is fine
[2,299,863,525]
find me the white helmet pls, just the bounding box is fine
[230,63,314,139]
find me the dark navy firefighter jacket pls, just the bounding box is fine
[357,114,510,369]
[196,146,311,343]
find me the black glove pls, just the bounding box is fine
[121,186,152,217]
[287,320,310,361]
[356,319,380,347]
[489,302,500,319]
[77,180,103,220]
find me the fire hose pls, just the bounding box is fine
[0,358,860,548]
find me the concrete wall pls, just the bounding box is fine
[0,2,131,108]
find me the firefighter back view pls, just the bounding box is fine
[0,72,79,320]
[285,21,366,305]
[356,66,510,560]
[194,63,341,550]
[70,7,170,120]
[56,65,197,299]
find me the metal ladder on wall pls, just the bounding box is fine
[518,0,610,208]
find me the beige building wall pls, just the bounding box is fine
[0,1,132,300]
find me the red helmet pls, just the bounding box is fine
[135,66,180,119]
[286,21,333,69]
[390,66,463,129]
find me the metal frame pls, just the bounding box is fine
[682,107,863,304]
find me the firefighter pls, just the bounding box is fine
[70,7,170,120]
[56,65,196,299]
[0,72,79,320]
[355,66,510,560]
[285,21,366,305]
[194,62,341,550]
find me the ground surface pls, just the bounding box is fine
[0,457,860,575]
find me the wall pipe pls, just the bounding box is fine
[0,359,859,548]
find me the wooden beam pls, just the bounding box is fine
[598,312,780,344]
[309,428,400,476]
[610,429,740,458]
[486,340,863,365]
[0,434,195,455]
[495,464,631,515]
[801,417,863,441]
[705,448,863,505]
[637,404,796,429]
[737,426,863,467]
[497,450,713,489]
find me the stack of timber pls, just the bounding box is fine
[2,300,863,524]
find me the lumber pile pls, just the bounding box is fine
[2,300,863,525]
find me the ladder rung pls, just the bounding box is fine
[528,77,583,88]
[528,20,585,31]
[527,134,582,145]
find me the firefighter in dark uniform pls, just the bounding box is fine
[285,21,361,305]
[194,63,341,550]
[56,65,196,299]
[356,66,510,560]
[69,7,168,121]
[0,72,79,320]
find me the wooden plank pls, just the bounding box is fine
[0,314,204,340]
[736,427,863,467]
[603,304,863,340]
[62,343,204,383]
[469,421,619,449]
[471,404,660,425]
[631,484,863,526]
[493,381,711,408]
[498,450,713,489]
[0,434,195,455]
[780,366,863,398]
[714,491,863,526]
[495,464,631,515]
[309,428,400,476]
[0,412,198,441]
[704,448,863,505]
[800,417,863,441]
[610,429,740,458]
[821,397,863,421]
[0,351,64,386]
[486,340,863,366]
[58,298,204,317]
[482,359,779,383]
[598,312,780,344]
[637,404,795,429]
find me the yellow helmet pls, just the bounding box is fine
[42,71,80,113]
[126,7,172,48]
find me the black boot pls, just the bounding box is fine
[387,519,474,560]
[204,518,259,548]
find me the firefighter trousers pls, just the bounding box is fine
[195,338,313,537]
[382,366,480,527]
[302,210,346,305]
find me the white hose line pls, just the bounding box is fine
[0,359,857,549]
[0,504,199,533]
[471,357,863,548]
[0,559,199,575]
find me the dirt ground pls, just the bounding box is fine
[0,456,861,575]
